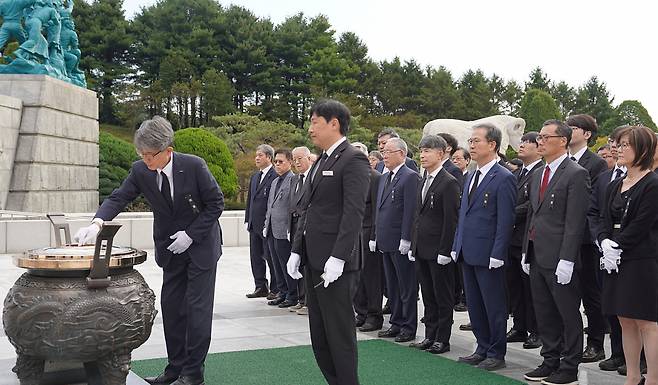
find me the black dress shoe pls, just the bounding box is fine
[359,322,382,332]
[245,287,268,298]
[459,322,472,331]
[506,329,527,343]
[454,302,467,312]
[382,303,391,314]
[524,364,554,381]
[523,333,542,349]
[541,369,577,385]
[394,332,415,343]
[277,300,297,308]
[144,371,179,385]
[266,292,278,300]
[457,352,485,365]
[267,297,285,306]
[582,345,605,363]
[427,342,450,354]
[409,338,434,350]
[599,356,624,371]
[477,357,506,371]
[171,376,205,385]
[355,318,366,328]
[377,327,400,338]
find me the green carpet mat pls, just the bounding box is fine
[132,339,524,384]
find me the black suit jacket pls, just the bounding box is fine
[288,172,307,237]
[575,149,607,244]
[411,168,460,259]
[510,161,545,247]
[597,173,658,261]
[292,140,370,272]
[245,167,277,233]
[362,169,381,241]
[376,157,418,173]
[587,168,614,242]
[443,159,464,190]
[96,152,224,270]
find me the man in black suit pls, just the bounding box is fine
[566,114,608,363]
[375,128,418,173]
[287,100,370,385]
[75,116,223,385]
[408,135,460,354]
[245,144,278,299]
[436,132,465,188]
[505,132,544,350]
[523,120,590,385]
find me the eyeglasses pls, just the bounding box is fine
[138,149,163,160]
[618,142,631,150]
[467,138,491,145]
[520,139,538,145]
[273,160,287,164]
[381,149,403,155]
[536,134,564,142]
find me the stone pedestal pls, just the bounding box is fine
[0,95,23,209]
[0,74,99,212]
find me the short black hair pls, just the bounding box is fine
[509,158,523,168]
[543,119,572,148]
[472,123,502,152]
[418,135,447,151]
[521,131,540,146]
[378,127,399,139]
[274,148,292,161]
[454,147,471,161]
[437,132,459,155]
[566,114,598,145]
[309,99,351,136]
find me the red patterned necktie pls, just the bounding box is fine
[539,165,550,201]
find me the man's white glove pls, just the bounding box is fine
[437,254,451,265]
[451,251,458,261]
[600,238,622,274]
[600,255,619,274]
[398,239,411,255]
[489,257,504,269]
[244,222,249,231]
[322,256,344,288]
[287,252,303,279]
[521,253,530,275]
[262,226,268,238]
[368,240,376,252]
[167,231,193,254]
[286,232,290,242]
[73,223,101,246]
[407,250,415,262]
[555,259,574,285]
[601,239,621,257]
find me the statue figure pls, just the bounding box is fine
[0,0,36,52]
[60,15,85,86]
[423,115,526,153]
[14,0,60,62]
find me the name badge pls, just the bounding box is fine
[322,171,333,176]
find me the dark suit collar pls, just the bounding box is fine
[379,164,409,208]
[256,166,276,194]
[535,155,570,210]
[467,162,501,209]
[419,168,447,211]
[519,159,544,185]
[171,152,187,212]
[308,139,349,198]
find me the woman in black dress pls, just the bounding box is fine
[598,125,658,385]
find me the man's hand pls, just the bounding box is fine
[489,257,504,269]
[407,250,415,262]
[450,251,457,262]
[369,240,377,253]
[287,252,303,279]
[322,257,345,288]
[262,227,267,238]
[555,259,574,285]
[73,222,101,246]
[521,253,530,275]
[244,222,249,231]
[437,254,451,265]
[167,231,193,254]
[398,239,411,255]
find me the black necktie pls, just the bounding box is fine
[160,172,173,209]
[468,170,481,203]
[614,168,624,180]
[256,170,264,187]
[312,153,328,183]
[273,175,283,197]
[570,156,577,161]
[384,171,393,190]
[296,173,304,193]
[518,168,528,181]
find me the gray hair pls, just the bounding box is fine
[256,144,274,159]
[387,137,408,155]
[292,146,311,156]
[352,142,368,155]
[472,122,502,152]
[418,135,447,151]
[134,116,174,152]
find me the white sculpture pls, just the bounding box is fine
[423,115,526,152]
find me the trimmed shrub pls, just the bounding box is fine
[99,131,139,202]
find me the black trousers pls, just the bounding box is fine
[162,252,217,377]
[268,235,298,302]
[454,261,466,305]
[416,257,454,343]
[353,231,383,326]
[506,245,537,334]
[306,267,360,385]
[290,217,306,305]
[578,243,605,349]
[382,250,418,335]
[249,230,276,292]
[529,244,583,373]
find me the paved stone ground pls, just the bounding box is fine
[0,247,625,384]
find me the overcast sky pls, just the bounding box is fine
[123,0,658,121]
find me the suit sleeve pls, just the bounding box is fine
[401,172,419,242]
[186,158,224,242]
[331,152,370,262]
[244,174,253,225]
[96,162,143,221]
[559,168,590,262]
[439,178,460,256]
[369,172,380,241]
[263,178,275,233]
[491,172,517,262]
[587,177,604,243]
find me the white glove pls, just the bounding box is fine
[368,240,376,252]
[73,223,101,246]
[262,226,267,238]
[600,255,619,274]
[244,222,249,231]
[489,257,504,269]
[407,250,415,262]
[322,256,344,288]
[167,231,193,254]
[437,254,451,265]
[451,251,457,261]
[398,239,411,255]
[287,252,303,279]
[521,253,530,275]
[555,259,574,285]
[287,232,290,241]
[601,239,621,256]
